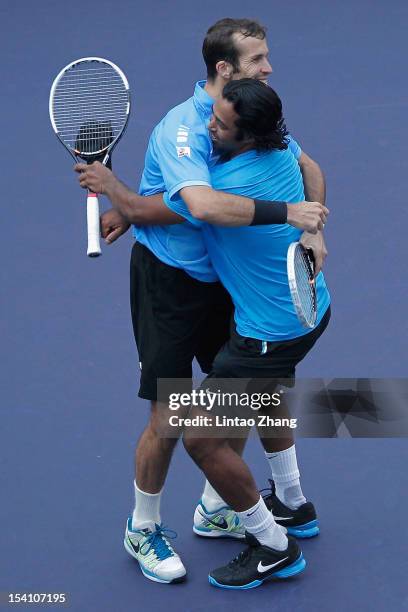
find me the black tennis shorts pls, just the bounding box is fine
[207,306,331,383]
[130,242,233,401]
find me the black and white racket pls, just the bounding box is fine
[287,242,317,328]
[49,57,131,257]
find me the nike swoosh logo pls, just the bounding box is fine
[128,538,140,554]
[273,516,294,521]
[246,509,258,517]
[257,557,289,573]
[197,509,228,530]
[208,517,228,529]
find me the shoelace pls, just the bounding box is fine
[228,544,254,568]
[140,525,178,560]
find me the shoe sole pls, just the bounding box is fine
[124,537,187,584]
[193,526,245,539]
[208,554,306,590]
[286,520,319,539]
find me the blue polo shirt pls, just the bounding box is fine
[134,81,302,283]
[165,147,331,341]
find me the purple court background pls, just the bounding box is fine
[1,1,407,610]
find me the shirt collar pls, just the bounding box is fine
[193,80,214,116]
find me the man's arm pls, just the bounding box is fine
[75,162,184,225]
[298,152,326,203]
[100,208,130,244]
[153,121,322,229]
[179,185,328,233]
[298,152,328,274]
[75,160,328,234]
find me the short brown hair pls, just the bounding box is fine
[202,18,267,80]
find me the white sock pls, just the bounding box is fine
[132,481,162,530]
[265,445,306,510]
[237,496,287,551]
[201,480,227,512]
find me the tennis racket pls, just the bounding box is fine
[287,242,317,328]
[49,57,131,257]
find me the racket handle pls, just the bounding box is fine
[87,192,101,257]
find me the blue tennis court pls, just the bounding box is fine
[1,1,407,610]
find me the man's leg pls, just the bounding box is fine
[132,403,247,535]
[195,308,330,543]
[193,436,251,539]
[185,434,262,511]
[127,242,210,584]
[132,402,183,529]
[200,436,247,511]
[193,281,250,535]
[199,425,306,530]
[183,420,305,590]
[124,400,188,584]
[257,404,307,511]
[257,430,318,539]
[252,309,331,537]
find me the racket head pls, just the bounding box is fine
[287,241,317,328]
[49,57,131,161]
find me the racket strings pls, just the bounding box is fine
[51,62,129,155]
[75,120,113,156]
[294,247,316,326]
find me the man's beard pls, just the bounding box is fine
[212,139,239,161]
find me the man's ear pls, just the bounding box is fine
[215,60,233,80]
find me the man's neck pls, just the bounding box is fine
[204,76,226,100]
[218,143,255,163]
[229,143,255,159]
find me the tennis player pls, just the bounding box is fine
[169,78,330,589]
[76,18,328,585]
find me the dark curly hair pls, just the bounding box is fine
[222,79,289,152]
[202,18,266,81]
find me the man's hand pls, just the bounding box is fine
[286,201,329,234]
[300,231,328,275]
[101,208,130,244]
[74,161,116,194]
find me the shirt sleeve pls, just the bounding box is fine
[157,121,212,200]
[287,134,302,160]
[163,191,204,228]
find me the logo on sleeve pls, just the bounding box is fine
[176,124,190,143]
[176,146,191,158]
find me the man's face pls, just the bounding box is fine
[208,97,244,154]
[231,33,272,83]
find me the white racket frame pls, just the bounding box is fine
[287,241,317,329]
[49,57,130,257]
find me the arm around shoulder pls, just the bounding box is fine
[180,185,256,226]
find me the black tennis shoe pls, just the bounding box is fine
[261,479,319,538]
[208,533,305,590]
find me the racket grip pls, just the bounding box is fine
[87,192,101,257]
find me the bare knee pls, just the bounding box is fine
[146,402,181,448]
[183,435,201,461]
[183,435,222,467]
